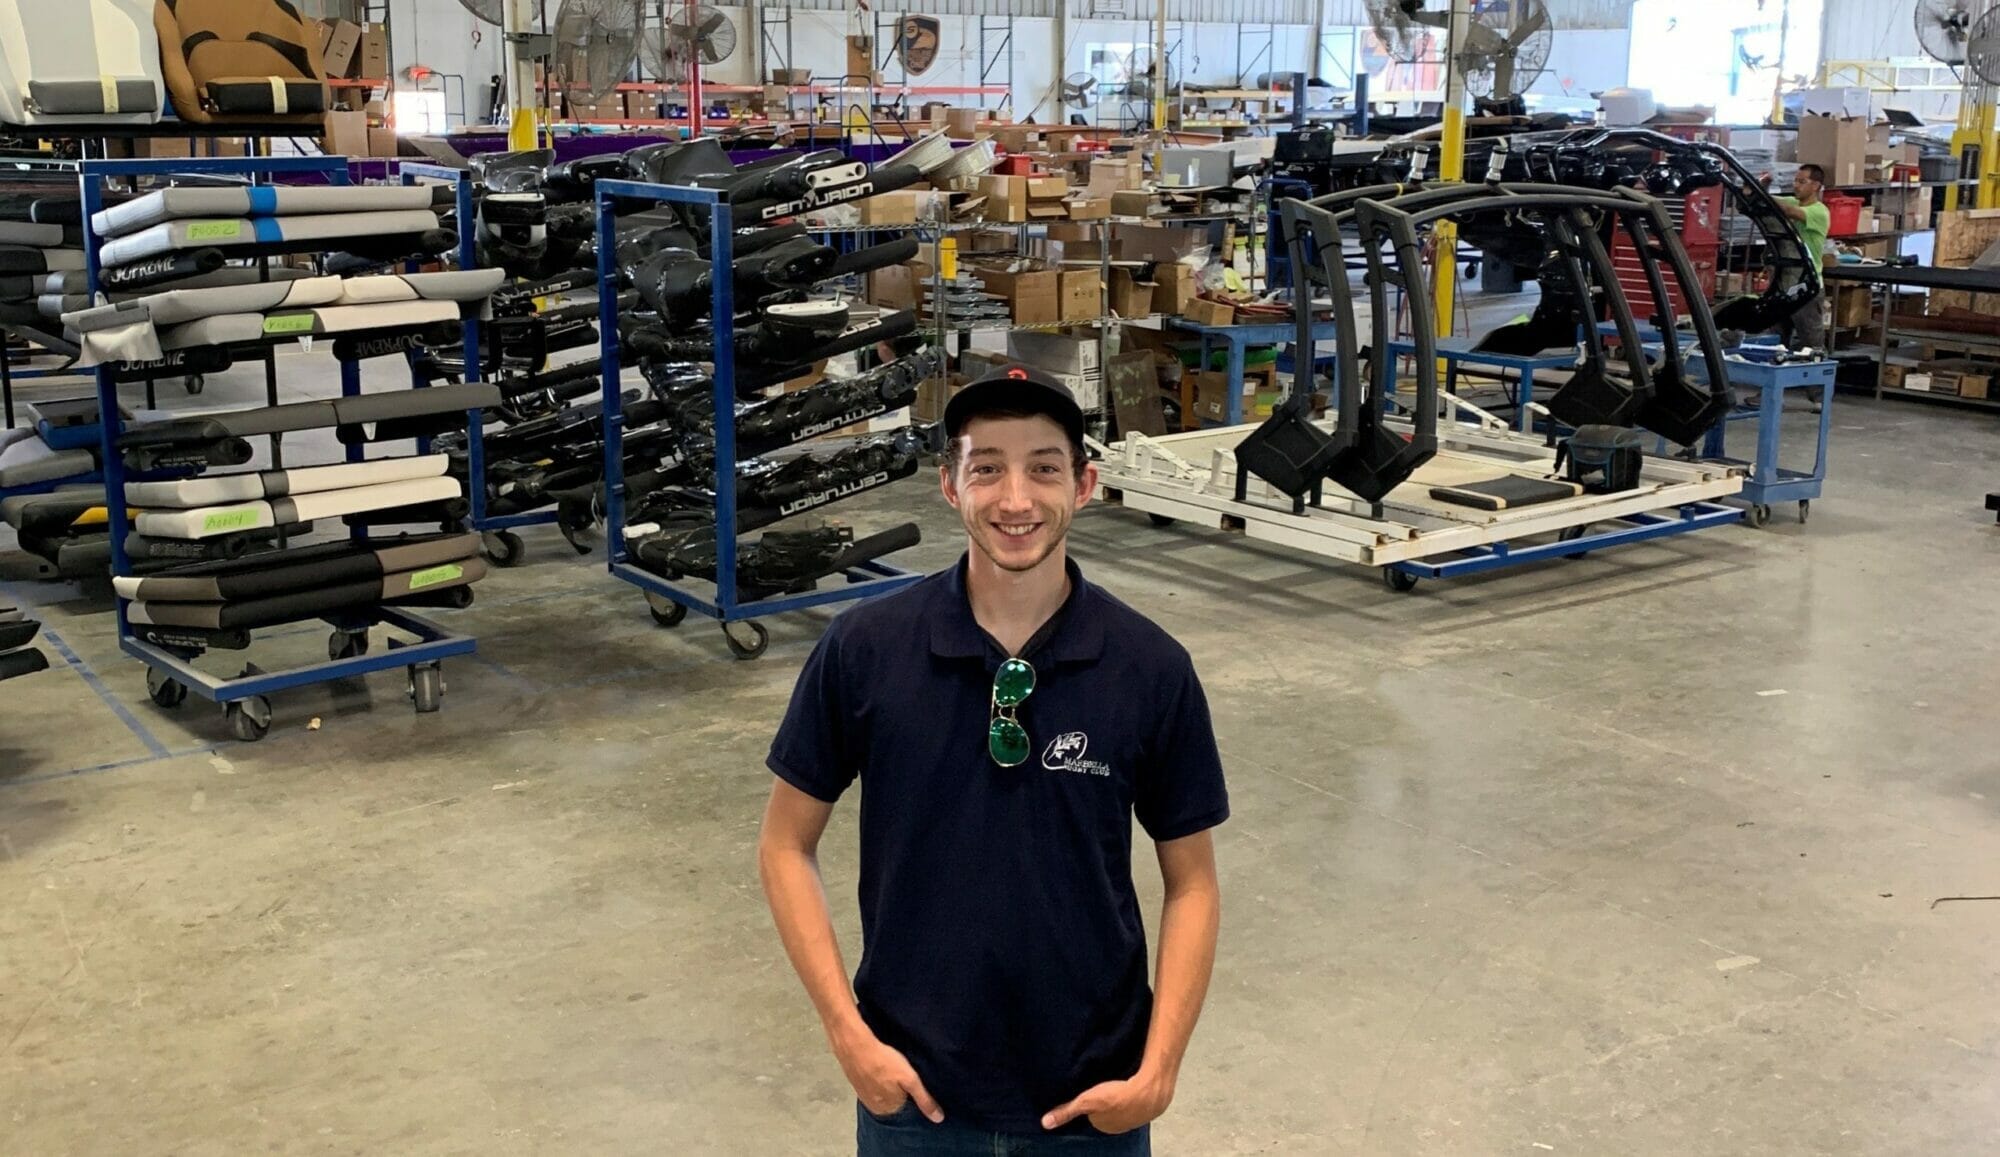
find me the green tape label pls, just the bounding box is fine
[186,220,242,241]
[406,563,464,591]
[201,507,262,533]
[263,314,314,335]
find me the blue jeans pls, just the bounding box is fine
[857,1101,1151,1156]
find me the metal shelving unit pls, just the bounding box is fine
[83,155,477,740]
[591,177,923,657]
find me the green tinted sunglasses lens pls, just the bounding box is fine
[989,717,1030,767]
[993,658,1035,707]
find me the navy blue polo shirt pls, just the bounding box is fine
[767,554,1228,1136]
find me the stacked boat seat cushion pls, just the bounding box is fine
[0,603,49,681]
[115,384,503,473]
[62,269,505,364]
[152,0,330,124]
[126,454,460,541]
[0,398,131,494]
[0,0,164,126]
[118,532,488,630]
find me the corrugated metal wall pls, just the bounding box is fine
[1820,0,1922,63]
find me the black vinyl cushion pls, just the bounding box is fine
[1428,475,1584,511]
[0,648,51,680]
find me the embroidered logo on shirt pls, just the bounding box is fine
[1043,732,1111,777]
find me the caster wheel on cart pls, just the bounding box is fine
[328,629,369,660]
[1148,513,1178,528]
[1746,503,1771,528]
[483,530,526,567]
[1798,500,1810,525]
[184,374,205,395]
[1382,568,1420,594]
[645,592,687,628]
[225,696,272,742]
[408,663,445,714]
[1559,523,1591,560]
[723,620,770,660]
[146,667,187,709]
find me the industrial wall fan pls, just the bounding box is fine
[639,3,738,81]
[1062,73,1100,110]
[553,0,641,105]
[1968,5,2000,85]
[457,0,503,23]
[1457,0,1552,100]
[1364,0,1549,99]
[1915,0,1977,74]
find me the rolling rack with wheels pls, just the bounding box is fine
[83,155,478,740]
[400,161,556,568]
[592,176,924,659]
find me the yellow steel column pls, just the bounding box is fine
[1430,0,1471,342]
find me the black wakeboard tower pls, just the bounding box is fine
[1272,179,1734,510]
[1371,128,1821,343]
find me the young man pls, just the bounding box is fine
[1774,162,1831,356]
[759,367,1228,1155]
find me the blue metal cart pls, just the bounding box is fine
[399,162,563,565]
[85,156,477,740]
[591,178,923,658]
[1687,348,1833,527]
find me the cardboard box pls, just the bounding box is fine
[321,20,362,79]
[1833,284,1873,328]
[1109,268,1155,317]
[1903,371,1934,392]
[1059,270,1102,322]
[359,23,389,81]
[914,373,967,422]
[136,136,193,159]
[367,126,400,158]
[866,264,916,311]
[1007,329,1102,376]
[961,228,1017,254]
[323,110,369,157]
[860,191,919,225]
[1088,157,1143,196]
[1880,364,1907,389]
[1066,197,1111,221]
[978,175,1026,222]
[1111,189,1156,218]
[1797,115,1867,188]
[846,35,878,84]
[1112,223,1206,263]
[1047,222,1101,243]
[970,261,1060,325]
[1153,262,1196,316]
[1189,369,1262,425]
[944,107,991,139]
[1026,176,1068,200]
[1923,369,1964,396]
[1184,297,1235,326]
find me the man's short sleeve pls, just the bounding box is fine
[1135,657,1229,841]
[766,626,861,803]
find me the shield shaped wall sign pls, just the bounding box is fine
[900,16,941,76]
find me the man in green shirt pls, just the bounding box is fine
[1774,163,1831,355]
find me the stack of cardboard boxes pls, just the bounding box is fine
[317,18,395,157]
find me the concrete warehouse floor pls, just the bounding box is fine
[3,346,2000,1156]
